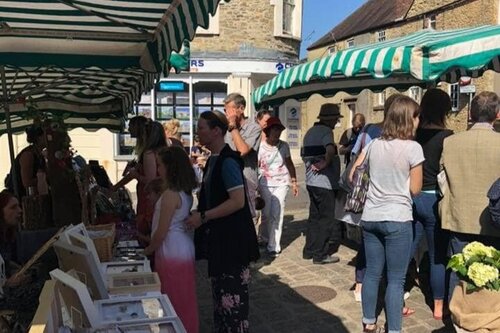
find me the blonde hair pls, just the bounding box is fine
[163,119,182,140]
[381,96,420,140]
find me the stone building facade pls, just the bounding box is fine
[304,0,500,143]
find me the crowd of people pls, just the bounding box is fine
[105,93,300,333]
[0,89,498,333]
[304,90,499,333]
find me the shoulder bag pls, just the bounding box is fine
[344,139,376,213]
[339,125,371,192]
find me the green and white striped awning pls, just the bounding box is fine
[0,0,223,132]
[0,114,125,136]
[253,25,500,106]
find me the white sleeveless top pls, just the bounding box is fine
[151,191,195,260]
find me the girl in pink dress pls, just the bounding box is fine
[144,146,198,333]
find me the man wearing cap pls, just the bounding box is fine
[223,93,262,221]
[301,103,343,264]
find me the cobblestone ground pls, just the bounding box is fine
[195,212,456,333]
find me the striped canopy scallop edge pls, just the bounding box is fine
[0,0,223,133]
[253,25,500,106]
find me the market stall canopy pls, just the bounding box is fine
[253,25,500,106]
[0,0,223,132]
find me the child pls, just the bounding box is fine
[144,147,199,333]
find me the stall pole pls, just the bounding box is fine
[188,74,194,150]
[0,65,20,198]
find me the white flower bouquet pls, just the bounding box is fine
[447,241,500,291]
[448,242,500,332]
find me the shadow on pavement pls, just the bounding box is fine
[196,259,351,333]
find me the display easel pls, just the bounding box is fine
[49,269,182,331]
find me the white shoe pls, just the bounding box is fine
[353,290,362,302]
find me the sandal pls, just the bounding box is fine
[363,324,385,333]
[402,307,415,317]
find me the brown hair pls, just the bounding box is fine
[383,93,401,119]
[157,146,197,194]
[0,190,16,242]
[130,116,151,158]
[0,190,14,225]
[382,95,420,140]
[199,110,229,135]
[256,109,272,121]
[470,91,499,123]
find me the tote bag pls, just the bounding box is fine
[339,125,372,192]
[344,140,375,213]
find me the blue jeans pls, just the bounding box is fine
[411,192,448,300]
[361,221,413,333]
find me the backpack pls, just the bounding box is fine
[487,178,500,229]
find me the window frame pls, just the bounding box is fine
[409,87,422,103]
[327,44,337,55]
[449,83,460,112]
[273,0,302,39]
[346,38,354,48]
[376,91,386,107]
[377,30,386,42]
[424,14,437,29]
[282,0,295,34]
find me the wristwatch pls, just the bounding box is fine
[200,211,207,224]
[228,124,237,132]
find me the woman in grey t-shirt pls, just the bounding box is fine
[350,95,424,333]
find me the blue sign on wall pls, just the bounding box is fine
[157,81,186,92]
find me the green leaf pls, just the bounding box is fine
[466,255,482,265]
[465,282,479,293]
[492,279,500,291]
[447,255,463,270]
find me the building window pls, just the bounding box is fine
[376,91,386,106]
[347,38,354,48]
[424,14,436,29]
[283,0,294,34]
[450,83,460,111]
[377,30,386,42]
[273,0,302,39]
[409,87,422,103]
[327,44,337,55]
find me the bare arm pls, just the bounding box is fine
[144,190,180,255]
[338,130,351,155]
[136,151,157,184]
[349,150,366,183]
[312,144,337,172]
[113,172,134,190]
[230,129,252,156]
[285,156,299,196]
[409,164,423,197]
[185,187,245,229]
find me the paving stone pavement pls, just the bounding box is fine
[194,211,456,333]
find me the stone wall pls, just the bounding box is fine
[190,0,300,58]
[406,0,458,17]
